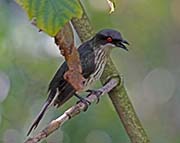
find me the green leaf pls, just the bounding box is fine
[16,0,83,36]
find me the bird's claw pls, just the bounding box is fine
[76,99,91,111]
[75,94,91,111]
[86,89,102,104]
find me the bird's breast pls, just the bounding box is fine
[84,49,108,87]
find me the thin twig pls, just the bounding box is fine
[24,77,120,143]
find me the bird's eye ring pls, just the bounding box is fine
[106,37,113,43]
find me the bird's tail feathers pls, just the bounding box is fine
[27,89,58,136]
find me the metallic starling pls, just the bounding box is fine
[27,29,129,135]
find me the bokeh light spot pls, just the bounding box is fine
[86,130,112,143]
[171,0,180,26]
[3,129,21,143]
[0,72,10,103]
[0,110,2,127]
[143,68,175,105]
[88,0,109,12]
[43,37,60,57]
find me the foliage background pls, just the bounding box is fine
[0,0,180,142]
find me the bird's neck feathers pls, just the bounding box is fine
[91,37,115,54]
[95,44,114,59]
[100,43,114,52]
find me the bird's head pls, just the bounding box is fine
[93,29,129,51]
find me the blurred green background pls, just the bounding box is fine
[0,0,180,142]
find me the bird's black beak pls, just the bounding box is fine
[116,39,129,51]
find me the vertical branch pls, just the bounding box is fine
[71,3,150,143]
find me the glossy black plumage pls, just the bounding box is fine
[27,29,129,135]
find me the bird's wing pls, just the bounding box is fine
[78,40,96,78]
[46,41,96,108]
[49,42,96,107]
[48,62,68,91]
[51,42,96,106]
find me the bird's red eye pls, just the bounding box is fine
[106,37,113,43]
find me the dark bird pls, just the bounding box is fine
[27,29,129,135]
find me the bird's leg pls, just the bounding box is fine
[86,89,103,104]
[74,93,91,111]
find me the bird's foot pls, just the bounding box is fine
[86,89,103,104]
[74,93,91,111]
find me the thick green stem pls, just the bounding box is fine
[71,4,150,143]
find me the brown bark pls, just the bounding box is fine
[55,22,85,91]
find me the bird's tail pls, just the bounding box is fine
[27,90,57,136]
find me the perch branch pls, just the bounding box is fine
[24,77,120,143]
